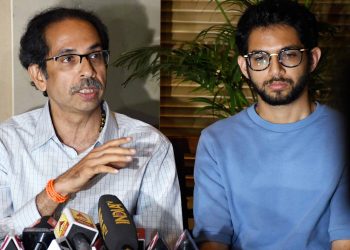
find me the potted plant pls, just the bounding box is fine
[112,0,334,118]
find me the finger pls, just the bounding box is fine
[96,137,133,151]
[89,147,136,161]
[91,164,121,175]
[55,164,120,194]
[108,161,131,169]
[84,154,134,167]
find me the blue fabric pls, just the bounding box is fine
[193,103,350,250]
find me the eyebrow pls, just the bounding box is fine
[54,43,103,56]
[249,45,305,54]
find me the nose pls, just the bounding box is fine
[268,54,285,76]
[79,56,96,78]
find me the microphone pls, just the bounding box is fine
[0,233,24,250]
[94,224,107,250]
[92,237,107,250]
[32,216,57,229]
[98,194,138,250]
[137,228,145,250]
[174,230,198,250]
[22,216,56,250]
[54,207,99,250]
[146,232,169,250]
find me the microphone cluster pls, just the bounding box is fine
[0,195,198,250]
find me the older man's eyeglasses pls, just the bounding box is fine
[244,48,307,71]
[45,50,110,69]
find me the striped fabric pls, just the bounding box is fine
[0,101,183,247]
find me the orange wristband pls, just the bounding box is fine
[45,179,69,203]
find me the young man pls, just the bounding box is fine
[193,0,350,249]
[0,8,182,246]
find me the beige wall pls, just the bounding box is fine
[0,0,13,122]
[1,0,160,126]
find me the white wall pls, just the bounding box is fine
[1,0,160,126]
[0,0,13,122]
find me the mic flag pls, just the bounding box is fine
[0,234,24,250]
[146,232,169,250]
[98,194,138,250]
[174,230,198,250]
[47,237,73,250]
[54,207,99,247]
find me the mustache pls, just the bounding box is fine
[263,77,294,86]
[70,78,103,94]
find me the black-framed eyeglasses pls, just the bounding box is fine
[244,48,307,71]
[45,50,110,69]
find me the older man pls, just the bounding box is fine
[0,7,182,246]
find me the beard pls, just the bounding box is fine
[247,72,309,106]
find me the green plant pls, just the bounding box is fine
[112,0,334,118]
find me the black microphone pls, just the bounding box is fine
[98,194,138,250]
[70,233,91,250]
[22,216,56,250]
[146,232,169,250]
[0,233,24,250]
[54,207,99,250]
[174,230,198,250]
[32,216,57,229]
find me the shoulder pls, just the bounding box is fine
[0,108,42,137]
[315,104,344,129]
[202,107,250,137]
[318,104,343,119]
[0,108,42,161]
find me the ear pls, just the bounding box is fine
[28,64,47,92]
[238,55,250,79]
[309,47,322,73]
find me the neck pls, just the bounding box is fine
[50,104,104,154]
[255,94,315,124]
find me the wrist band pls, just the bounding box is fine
[45,179,69,203]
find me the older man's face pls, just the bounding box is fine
[42,18,107,115]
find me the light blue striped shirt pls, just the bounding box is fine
[0,101,183,246]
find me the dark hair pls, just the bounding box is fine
[235,0,319,55]
[19,7,109,95]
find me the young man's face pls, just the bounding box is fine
[238,24,320,106]
[31,18,107,115]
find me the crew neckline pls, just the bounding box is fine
[246,102,323,132]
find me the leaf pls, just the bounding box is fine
[112,0,334,117]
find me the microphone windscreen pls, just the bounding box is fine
[22,228,55,250]
[70,233,92,250]
[98,194,138,250]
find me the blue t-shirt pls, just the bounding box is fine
[193,103,350,250]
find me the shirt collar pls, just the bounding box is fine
[30,101,56,151]
[30,100,119,151]
[97,101,120,146]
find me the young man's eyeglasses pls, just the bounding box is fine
[244,48,307,71]
[45,50,110,69]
